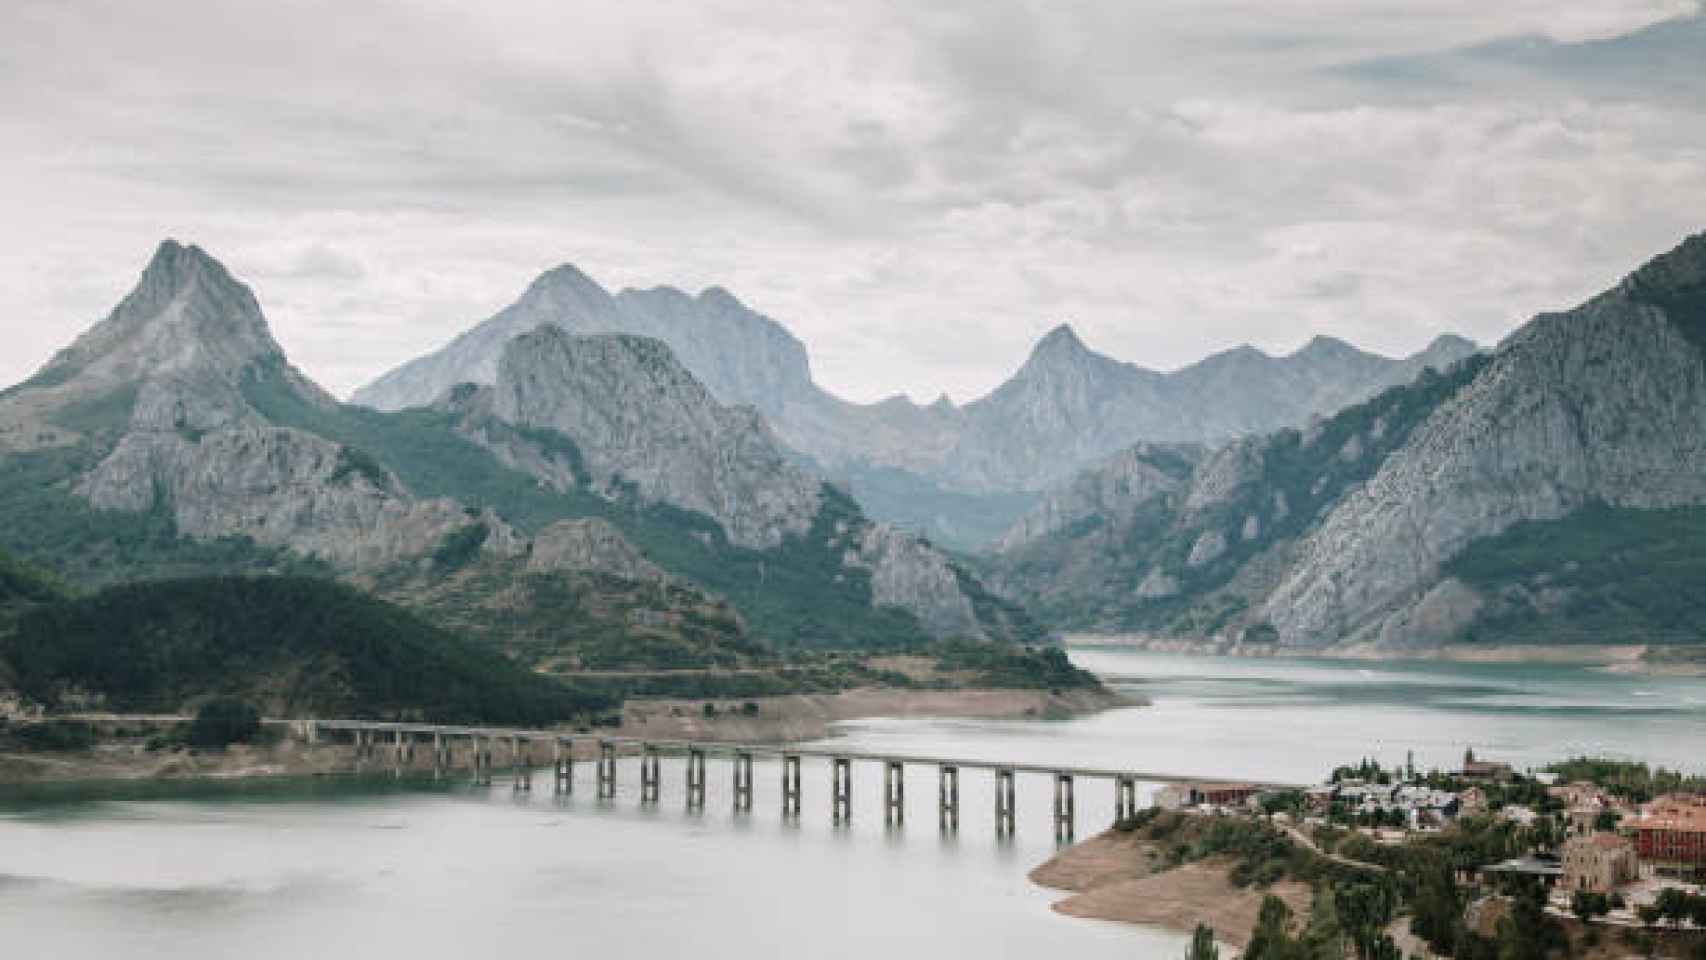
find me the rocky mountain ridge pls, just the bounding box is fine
[0,241,1025,651]
[987,230,1706,652]
[351,261,1477,548]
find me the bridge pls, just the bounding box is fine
[284,718,1304,840]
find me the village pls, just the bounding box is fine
[1153,749,1706,934]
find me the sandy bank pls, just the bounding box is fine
[1030,828,1311,948]
[0,739,357,784]
[1068,634,1700,674]
[619,685,1138,744]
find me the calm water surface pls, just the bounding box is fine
[3,649,1703,959]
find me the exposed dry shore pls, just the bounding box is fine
[0,685,1139,784]
[0,739,358,784]
[617,685,1139,743]
[1030,827,1311,948]
[1068,634,1704,676]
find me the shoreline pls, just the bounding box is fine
[0,684,1140,785]
[1066,635,1706,676]
[1029,827,1311,949]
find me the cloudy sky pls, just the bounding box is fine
[3,0,1705,403]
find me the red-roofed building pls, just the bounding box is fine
[1628,794,1706,881]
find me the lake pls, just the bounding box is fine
[3,648,1703,959]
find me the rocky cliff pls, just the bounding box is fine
[989,230,1706,652]
[472,327,822,550]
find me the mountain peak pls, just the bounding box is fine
[1627,229,1706,349]
[1034,322,1086,353]
[1292,334,1364,360]
[697,286,746,311]
[1628,230,1706,303]
[30,239,286,390]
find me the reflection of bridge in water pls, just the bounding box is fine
[290,719,1304,841]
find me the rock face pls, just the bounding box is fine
[1262,233,1706,647]
[474,326,821,550]
[847,524,982,640]
[994,442,1202,552]
[352,263,1476,548]
[528,519,665,582]
[353,265,815,422]
[992,230,1706,651]
[445,326,1014,639]
[1,240,1024,646]
[5,241,487,570]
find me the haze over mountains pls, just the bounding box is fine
[355,263,1478,548]
[986,230,1706,654]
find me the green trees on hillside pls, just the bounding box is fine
[2,576,613,723]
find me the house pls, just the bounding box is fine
[1461,748,1514,783]
[1304,785,1338,813]
[1550,781,1610,809]
[1628,794,1706,882]
[1459,787,1489,815]
[1156,782,1261,811]
[1562,833,1637,893]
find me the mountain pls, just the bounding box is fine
[987,230,1706,652]
[353,264,1476,548]
[353,266,816,422]
[0,240,1027,659]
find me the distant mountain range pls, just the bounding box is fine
[983,230,1706,653]
[354,267,1477,548]
[0,241,1037,667]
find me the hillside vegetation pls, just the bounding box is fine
[2,575,615,724]
[1446,504,1706,645]
[242,360,974,649]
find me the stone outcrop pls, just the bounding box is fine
[995,443,1202,552]
[474,326,822,550]
[846,524,982,640]
[528,518,665,582]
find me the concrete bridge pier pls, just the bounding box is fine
[831,758,852,824]
[473,735,493,786]
[1114,777,1138,823]
[732,752,754,812]
[994,768,1016,837]
[513,737,532,792]
[939,765,960,831]
[553,740,574,795]
[686,748,707,809]
[391,730,405,777]
[884,761,905,826]
[781,755,802,817]
[1053,773,1076,842]
[404,732,416,768]
[432,732,446,779]
[640,745,660,803]
[597,740,617,799]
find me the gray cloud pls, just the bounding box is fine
[0,0,1703,403]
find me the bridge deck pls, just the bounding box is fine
[293,719,1304,790]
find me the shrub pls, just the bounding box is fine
[186,697,262,748]
[13,719,97,752]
